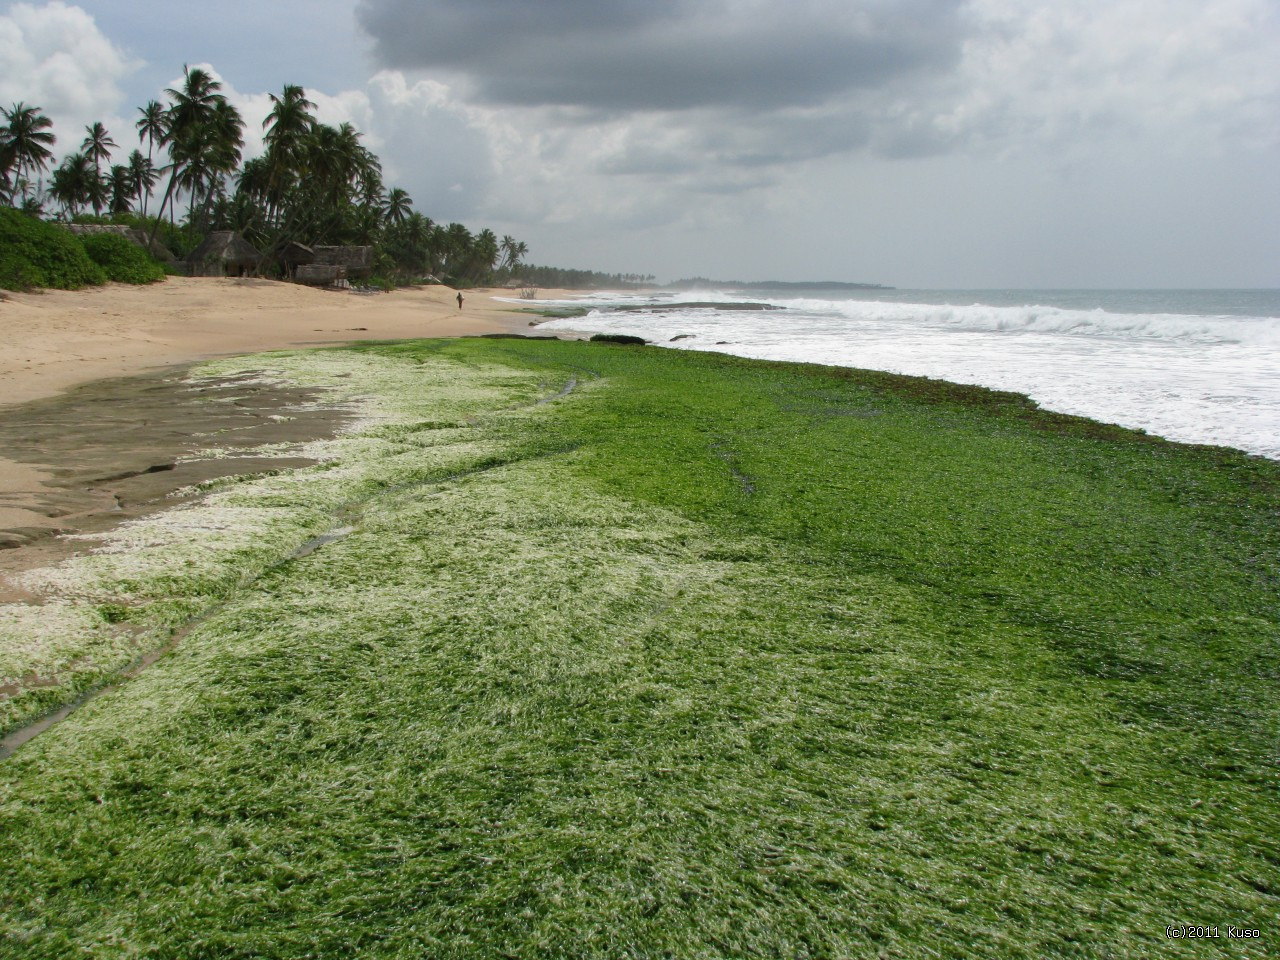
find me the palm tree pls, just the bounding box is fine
[500,235,528,271]
[136,100,165,164]
[263,84,315,157]
[199,98,245,228]
[82,122,116,173]
[49,152,94,217]
[150,65,227,243]
[383,187,412,225]
[438,222,473,279]
[0,140,11,200]
[127,149,156,214]
[262,84,315,226]
[108,164,133,214]
[471,228,500,282]
[1,103,57,206]
[81,122,117,214]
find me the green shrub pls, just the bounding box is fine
[80,232,165,284]
[74,213,188,258]
[0,208,106,291]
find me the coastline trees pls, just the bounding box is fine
[1,68,546,288]
[49,152,94,217]
[149,65,240,244]
[0,103,57,207]
[81,122,117,215]
[383,187,412,226]
[135,100,164,214]
[127,149,157,214]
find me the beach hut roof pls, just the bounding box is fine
[187,231,263,266]
[312,245,373,269]
[63,223,176,262]
[279,240,315,265]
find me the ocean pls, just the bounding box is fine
[530,288,1280,460]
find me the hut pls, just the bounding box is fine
[277,240,315,279]
[186,231,263,278]
[64,223,175,262]
[295,263,346,287]
[313,245,373,280]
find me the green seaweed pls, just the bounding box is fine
[0,339,1276,958]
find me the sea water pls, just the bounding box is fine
[531,289,1280,460]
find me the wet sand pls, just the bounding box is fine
[0,276,579,600]
[0,367,356,601]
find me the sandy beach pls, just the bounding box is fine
[0,276,571,407]
[0,277,577,576]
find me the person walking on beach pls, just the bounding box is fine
[456,292,464,310]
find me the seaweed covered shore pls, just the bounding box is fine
[1,339,1277,957]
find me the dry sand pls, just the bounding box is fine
[0,277,583,585]
[0,276,572,407]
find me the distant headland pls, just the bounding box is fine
[668,277,894,291]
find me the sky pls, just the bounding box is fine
[1,0,1278,288]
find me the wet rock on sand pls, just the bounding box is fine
[0,367,355,601]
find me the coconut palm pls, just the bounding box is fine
[150,65,229,242]
[108,164,133,214]
[175,97,244,232]
[82,122,116,173]
[136,100,165,163]
[385,209,435,277]
[81,122,117,214]
[383,187,412,225]
[500,235,528,271]
[261,84,315,224]
[263,84,315,157]
[1,103,57,206]
[127,149,156,214]
[471,228,500,281]
[49,152,95,217]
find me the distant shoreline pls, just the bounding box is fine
[668,278,894,291]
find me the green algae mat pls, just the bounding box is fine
[1,339,1277,958]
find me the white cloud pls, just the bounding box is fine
[922,0,1280,155]
[0,1,138,160]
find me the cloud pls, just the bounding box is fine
[356,0,1280,161]
[356,0,964,112]
[932,0,1280,155]
[0,1,138,153]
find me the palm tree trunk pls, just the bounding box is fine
[148,172,180,251]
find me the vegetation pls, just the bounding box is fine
[80,232,165,284]
[1,340,1275,957]
[0,102,56,211]
[4,79,660,290]
[0,76,542,288]
[517,264,657,289]
[0,206,105,290]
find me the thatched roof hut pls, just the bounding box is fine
[295,263,346,286]
[313,245,373,279]
[64,223,176,262]
[278,240,315,267]
[186,231,263,277]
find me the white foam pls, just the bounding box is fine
[539,293,1280,459]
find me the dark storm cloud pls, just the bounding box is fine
[356,0,964,112]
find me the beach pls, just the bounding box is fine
[1,333,1275,955]
[0,276,565,407]
[0,277,573,572]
